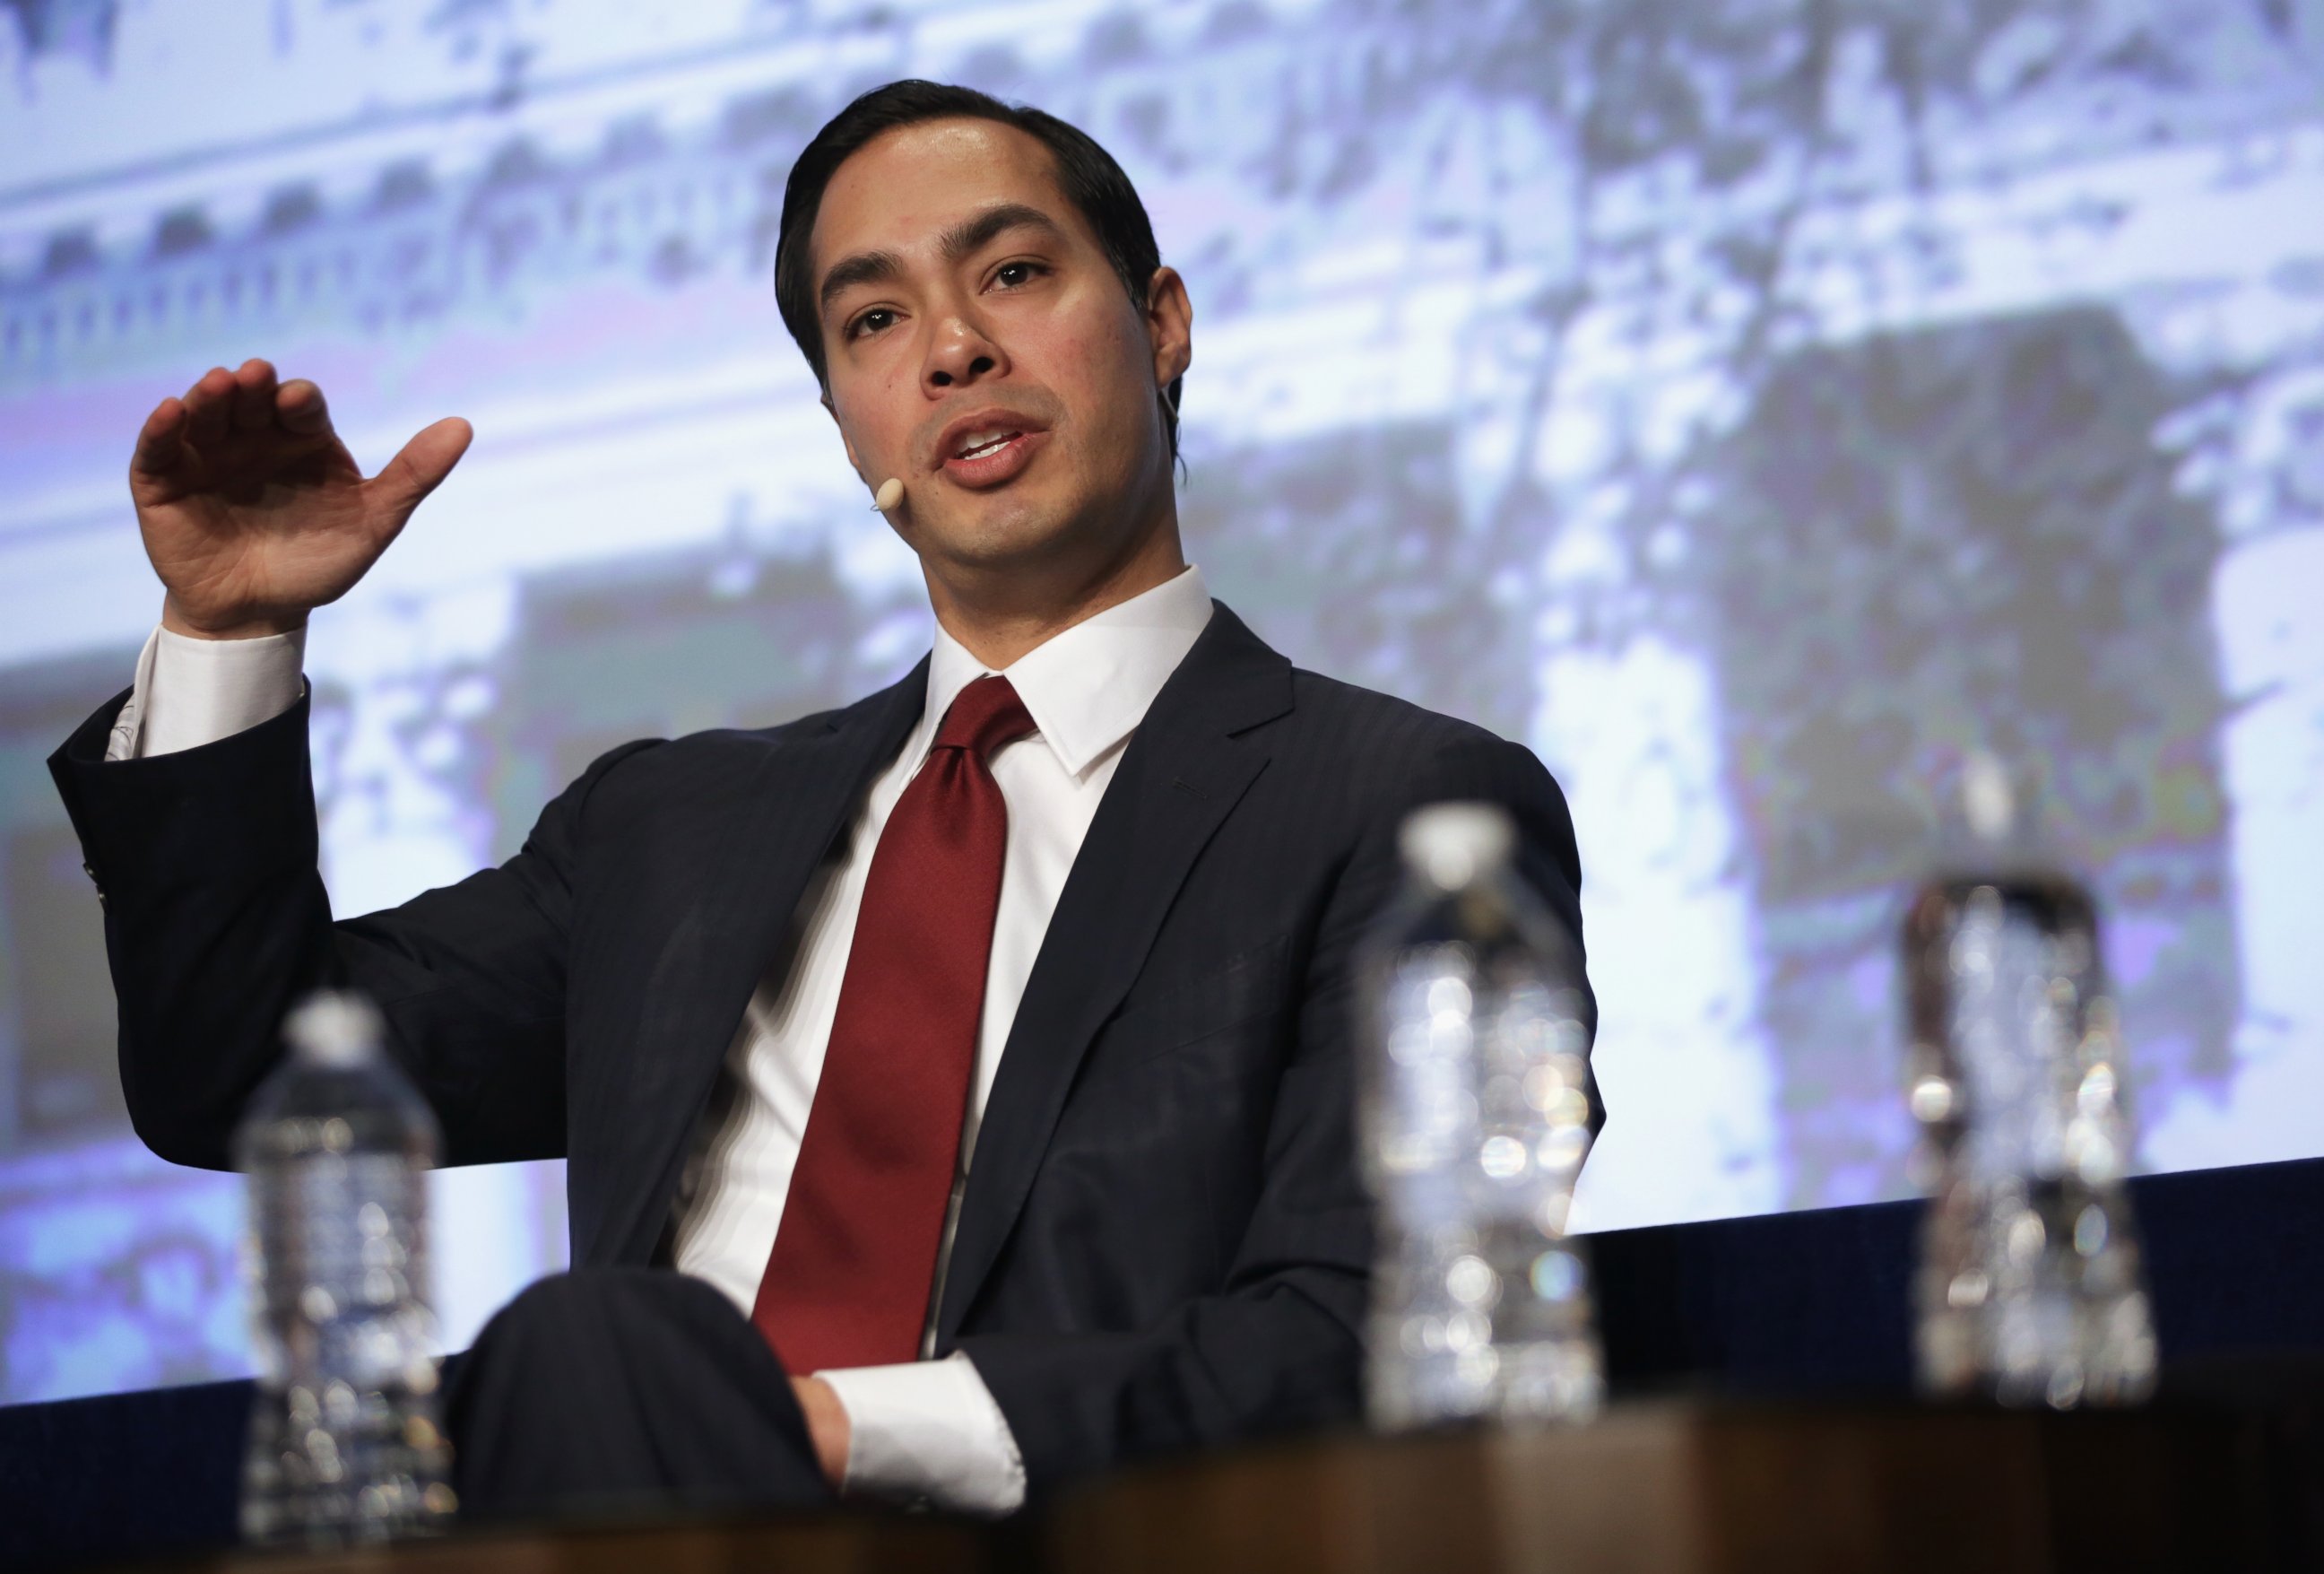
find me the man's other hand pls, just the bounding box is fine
[130,357,472,639]
[791,1375,851,1488]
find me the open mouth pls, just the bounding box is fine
[935,418,1049,488]
[953,429,1021,462]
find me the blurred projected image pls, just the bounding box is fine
[2,0,2320,1403]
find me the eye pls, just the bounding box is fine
[992,259,1047,290]
[847,306,898,340]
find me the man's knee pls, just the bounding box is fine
[444,1266,825,1516]
[447,1270,691,1460]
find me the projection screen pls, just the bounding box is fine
[1,0,2319,1403]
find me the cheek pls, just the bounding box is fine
[836,365,919,467]
[1020,304,1155,452]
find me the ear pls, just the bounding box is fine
[1145,265,1192,390]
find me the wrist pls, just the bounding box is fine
[160,595,308,642]
[792,1375,852,1489]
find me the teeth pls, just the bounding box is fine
[956,430,1015,459]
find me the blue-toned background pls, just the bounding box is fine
[2,0,2320,1405]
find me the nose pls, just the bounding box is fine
[924,313,1007,393]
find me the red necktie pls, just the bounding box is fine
[752,675,1036,1372]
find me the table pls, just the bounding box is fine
[1044,1401,2307,1574]
[12,1154,2320,1571]
[130,1400,2316,1574]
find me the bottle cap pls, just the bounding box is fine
[1935,748,2051,871]
[1961,750,2016,844]
[284,990,385,1067]
[1399,802,1514,891]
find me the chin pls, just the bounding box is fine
[930,491,1088,570]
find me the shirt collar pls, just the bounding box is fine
[918,564,1214,778]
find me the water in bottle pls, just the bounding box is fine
[1902,755,2156,1408]
[1358,801,1601,1430]
[236,991,457,1545]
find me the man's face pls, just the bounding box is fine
[810,118,1190,586]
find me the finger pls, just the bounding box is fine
[276,378,331,437]
[366,417,474,537]
[182,366,234,447]
[130,396,189,478]
[230,358,280,432]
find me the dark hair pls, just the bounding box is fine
[774,80,1180,457]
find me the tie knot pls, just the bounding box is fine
[934,674,1036,760]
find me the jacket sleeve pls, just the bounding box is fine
[950,732,1591,1494]
[47,687,652,1172]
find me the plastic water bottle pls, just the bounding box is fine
[235,991,457,1544]
[1903,755,2156,1408]
[1358,801,1601,1430]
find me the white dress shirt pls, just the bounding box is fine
[106,566,1216,1516]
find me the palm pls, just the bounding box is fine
[137,423,372,613]
[131,360,471,638]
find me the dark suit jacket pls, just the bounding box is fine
[48,602,1591,1492]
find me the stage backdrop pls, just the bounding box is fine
[1,0,2319,1404]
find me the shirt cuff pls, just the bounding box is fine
[108,622,307,761]
[815,1351,1027,1516]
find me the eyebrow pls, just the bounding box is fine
[817,203,1070,318]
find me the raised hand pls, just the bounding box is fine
[130,358,472,639]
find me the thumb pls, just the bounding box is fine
[367,417,474,534]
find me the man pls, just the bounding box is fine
[48,82,1591,1518]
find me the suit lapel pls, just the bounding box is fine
[578,661,926,1268]
[937,605,1294,1335]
